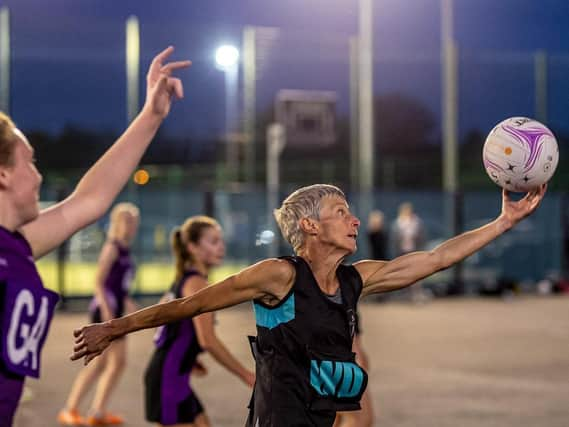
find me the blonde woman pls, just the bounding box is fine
[145,216,254,427]
[58,203,140,426]
[0,46,188,427]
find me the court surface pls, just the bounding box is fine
[14,296,569,427]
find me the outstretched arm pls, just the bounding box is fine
[21,47,191,259]
[71,258,294,365]
[356,185,546,296]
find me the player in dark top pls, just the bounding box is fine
[333,212,385,426]
[145,216,254,426]
[72,183,546,426]
[58,203,139,426]
[0,47,189,427]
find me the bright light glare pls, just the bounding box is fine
[255,230,275,246]
[215,45,239,69]
[133,169,150,185]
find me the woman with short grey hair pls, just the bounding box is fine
[72,182,547,426]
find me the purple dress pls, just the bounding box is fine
[144,269,204,425]
[0,226,59,426]
[89,241,135,323]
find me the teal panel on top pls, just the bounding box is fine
[253,292,295,329]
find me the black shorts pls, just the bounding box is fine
[90,299,124,324]
[144,348,204,425]
[246,398,336,427]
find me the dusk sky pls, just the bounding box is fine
[3,0,569,140]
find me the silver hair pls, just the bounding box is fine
[273,184,345,252]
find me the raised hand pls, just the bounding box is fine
[500,184,547,228]
[143,46,192,119]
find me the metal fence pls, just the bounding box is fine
[38,186,567,298]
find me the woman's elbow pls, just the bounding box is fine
[198,334,217,352]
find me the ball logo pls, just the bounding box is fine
[513,117,532,126]
[7,289,49,371]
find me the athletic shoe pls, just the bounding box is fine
[57,409,85,426]
[85,413,124,426]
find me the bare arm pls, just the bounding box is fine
[93,242,118,322]
[186,276,255,387]
[21,47,191,258]
[71,258,294,364]
[356,186,546,297]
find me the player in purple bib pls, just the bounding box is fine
[59,203,139,426]
[0,226,59,426]
[144,216,254,426]
[0,46,190,427]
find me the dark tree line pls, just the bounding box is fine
[27,94,568,191]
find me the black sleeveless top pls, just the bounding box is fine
[153,270,203,362]
[247,256,367,427]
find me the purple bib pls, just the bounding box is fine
[0,227,59,378]
[1,280,59,378]
[90,242,135,314]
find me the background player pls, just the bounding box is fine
[58,203,140,426]
[145,215,255,427]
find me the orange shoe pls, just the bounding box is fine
[57,409,85,426]
[85,413,124,426]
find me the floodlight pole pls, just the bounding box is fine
[126,16,140,124]
[534,50,548,124]
[349,36,359,192]
[441,0,458,195]
[243,27,257,185]
[0,7,10,114]
[125,16,141,203]
[224,63,239,182]
[267,123,285,258]
[358,0,374,208]
[441,0,463,292]
[215,46,240,183]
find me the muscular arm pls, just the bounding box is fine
[71,258,294,364]
[357,186,546,297]
[357,217,509,296]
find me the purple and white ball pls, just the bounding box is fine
[483,117,559,192]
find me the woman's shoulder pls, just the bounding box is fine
[180,272,209,296]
